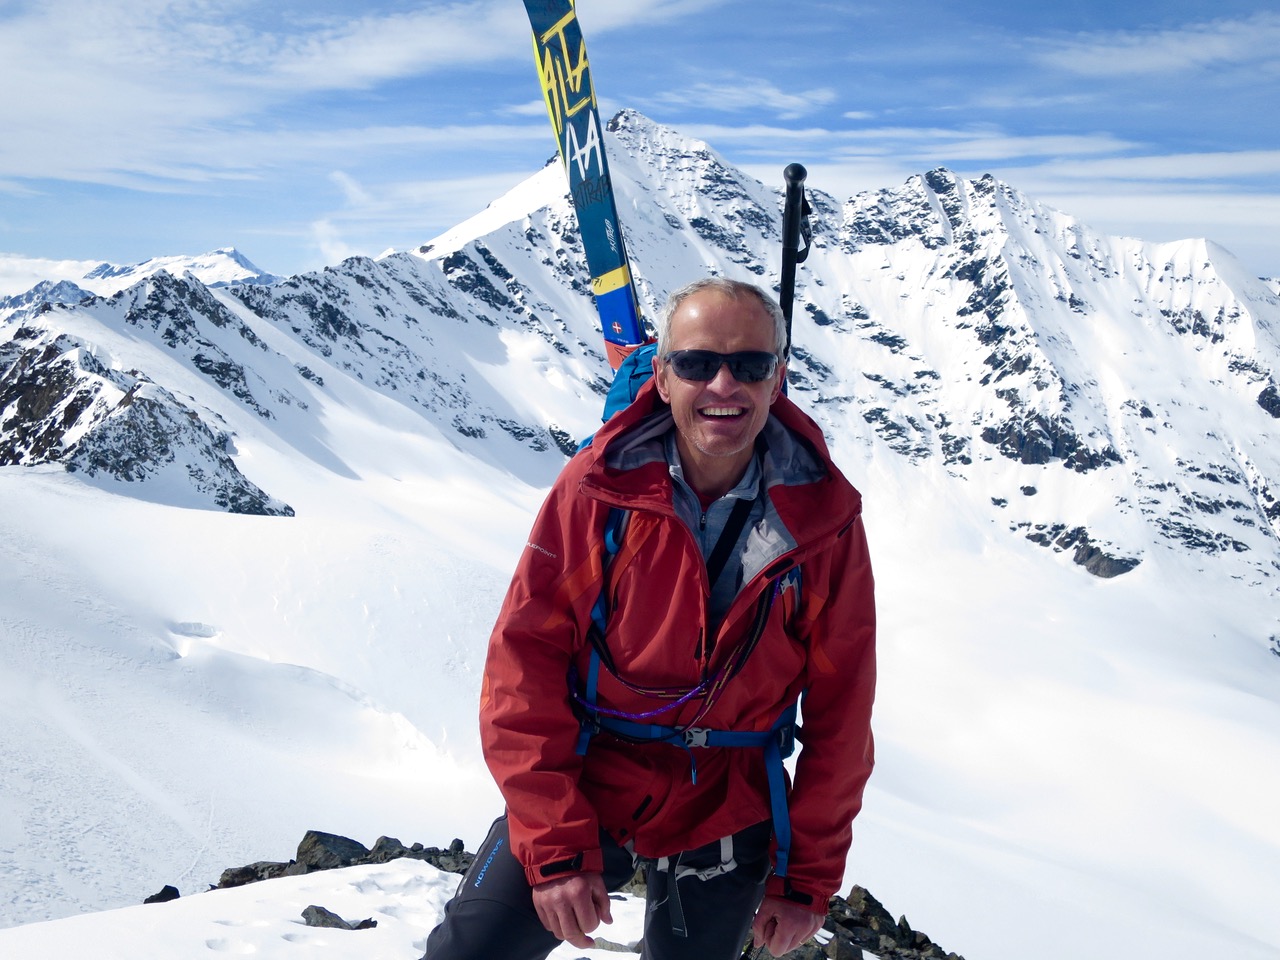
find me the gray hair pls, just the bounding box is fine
[655,278,788,358]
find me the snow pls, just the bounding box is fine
[2,120,1279,959]
[0,248,273,299]
[0,858,648,960]
[2,430,1277,958]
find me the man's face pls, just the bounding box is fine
[653,289,785,494]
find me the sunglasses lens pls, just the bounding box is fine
[730,353,778,382]
[666,350,777,382]
[668,351,718,380]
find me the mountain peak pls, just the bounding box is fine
[3,112,1278,580]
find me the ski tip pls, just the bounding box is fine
[783,163,808,186]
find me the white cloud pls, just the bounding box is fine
[574,0,729,33]
[329,171,373,208]
[296,168,545,269]
[0,114,547,191]
[502,99,554,118]
[891,131,1139,163]
[308,218,362,266]
[264,3,529,92]
[0,0,730,192]
[738,157,919,200]
[680,121,1136,166]
[1037,11,1280,77]
[644,80,838,120]
[680,122,838,144]
[963,93,1095,112]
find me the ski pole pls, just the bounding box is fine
[778,162,811,359]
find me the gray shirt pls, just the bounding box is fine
[664,432,767,627]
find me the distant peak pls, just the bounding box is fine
[923,167,959,193]
[606,107,646,133]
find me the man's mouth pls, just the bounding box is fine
[699,406,745,418]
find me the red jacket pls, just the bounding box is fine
[480,379,876,910]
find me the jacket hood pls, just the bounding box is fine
[577,378,863,554]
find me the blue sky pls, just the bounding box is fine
[2,0,1278,279]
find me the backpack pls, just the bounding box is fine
[577,340,659,451]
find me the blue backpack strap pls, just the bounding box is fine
[575,506,628,755]
[573,503,804,877]
[686,701,798,877]
[763,700,798,878]
[585,697,801,877]
[588,507,627,651]
[574,648,603,756]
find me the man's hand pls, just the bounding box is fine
[530,872,613,948]
[750,894,824,956]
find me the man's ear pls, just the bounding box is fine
[769,363,787,403]
[653,354,671,403]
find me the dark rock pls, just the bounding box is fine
[143,884,180,904]
[808,885,965,960]
[217,860,292,888]
[366,835,413,863]
[301,904,377,930]
[1259,382,1280,419]
[212,831,476,897]
[295,830,371,872]
[981,412,1122,472]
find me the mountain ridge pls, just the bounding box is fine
[3,111,1278,581]
[1,109,1279,960]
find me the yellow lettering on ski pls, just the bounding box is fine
[535,10,594,146]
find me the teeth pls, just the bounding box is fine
[701,407,743,417]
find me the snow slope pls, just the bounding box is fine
[0,858,650,960]
[0,248,277,301]
[1,112,1278,959]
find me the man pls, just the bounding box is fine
[424,278,875,959]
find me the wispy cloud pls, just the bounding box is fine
[302,168,541,265]
[1021,150,1280,184]
[1037,11,1280,77]
[682,122,1136,165]
[643,80,838,120]
[4,0,1278,277]
[263,4,529,92]
[0,0,727,190]
[0,117,548,195]
[575,0,729,32]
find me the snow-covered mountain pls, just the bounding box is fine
[0,247,278,306]
[7,112,1278,577]
[1,111,1277,960]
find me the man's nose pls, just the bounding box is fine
[704,362,739,391]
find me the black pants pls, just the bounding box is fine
[422,815,772,960]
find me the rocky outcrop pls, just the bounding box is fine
[158,831,964,959]
[795,885,965,960]
[209,830,474,890]
[0,326,293,515]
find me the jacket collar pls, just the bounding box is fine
[578,379,862,536]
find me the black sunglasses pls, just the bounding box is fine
[663,349,780,383]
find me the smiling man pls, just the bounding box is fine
[424,278,877,960]
[654,281,786,500]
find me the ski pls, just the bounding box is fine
[522,0,647,369]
